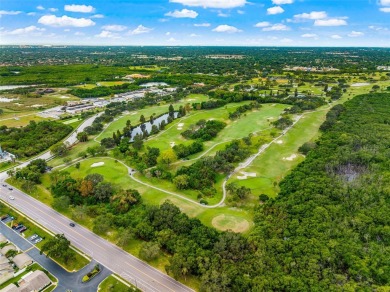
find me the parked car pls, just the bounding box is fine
[8,187,13,191]
[8,196,15,200]
[30,234,38,240]
[1,215,9,221]
[2,184,6,187]
[12,223,22,230]
[33,238,42,244]
[69,222,75,227]
[19,227,27,233]
[15,225,25,231]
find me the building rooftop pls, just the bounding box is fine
[13,253,33,269]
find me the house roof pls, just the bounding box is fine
[0,283,19,292]
[0,244,17,256]
[18,270,51,292]
[13,253,33,269]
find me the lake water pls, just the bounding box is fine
[129,112,178,142]
[0,85,34,91]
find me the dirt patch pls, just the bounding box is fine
[237,171,257,180]
[283,154,297,161]
[212,214,250,233]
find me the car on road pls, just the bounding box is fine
[69,222,76,227]
[2,184,6,187]
[8,187,13,191]
[8,196,15,200]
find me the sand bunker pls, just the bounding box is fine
[187,98,195,101]
[351,82,370,87]
[177,123,184,130]
[91,162,105,168]
[170,142,176,147]
[130,112,138,115]
[0,97,18,103]
[237,171,257,180]
[276,140,283,144]
[283,154,297,161]
[59,96,69,99]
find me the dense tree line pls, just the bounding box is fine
[181,119,226,141]
[68,83,140,98]
[0,120,72,158]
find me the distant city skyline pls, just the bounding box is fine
[0,0,389,47]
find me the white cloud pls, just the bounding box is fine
[379,7,390,12]
[217,11,230,17]
[37,5,45,10]
[262,23,289,31]
[294,11,327,20]
[212,24,242,33]
[190,33,200,37]
[254,22,271,28]
[169,0,247,8]
[0,10,22,16]
[369,25,388,31]
[7,26,45,35]
[314,18,347,26]
[64,4,95,13]
[38,15,96,27]
[49,8,58,12]
[91,14,104,18]
[301,33,318,38]
[166,32,171,36]
[95,30,119,38]
[348,31,364,37]
[168,37,177,42]
[194,23,210,27]
[380,0,390,5]
[27,12,36,16]
[267,6,284,15]
[129,25,153,35]
[331,34,342,39]
[102,25,127,31]
[165,9,198,18]
[237,10,245,14]
[74,31,85,36]
[272,0,293,4]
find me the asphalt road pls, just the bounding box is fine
[0,222,111,292]
[0,186,193,292]
[0,113,101,181]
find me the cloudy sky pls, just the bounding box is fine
[0,0,389,46]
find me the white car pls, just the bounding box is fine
[9,196,15,200]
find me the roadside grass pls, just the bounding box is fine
[0,202,89,271]
[0,114,49,128]
[98,275,139,292]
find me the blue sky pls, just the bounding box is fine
[0,0,389,46]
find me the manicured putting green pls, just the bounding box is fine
[211,214,250,233]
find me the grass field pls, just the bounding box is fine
[144,103,286,154]
[98,275,139,292]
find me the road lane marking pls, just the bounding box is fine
[2,191,186,291]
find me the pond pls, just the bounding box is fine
[129,112,178,142]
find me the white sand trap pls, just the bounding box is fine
[237,171,256,180]
[130,112,138,115]
[59,96,69,99]
[177,123,184,130]
[276,140,283,144]
[170,142,176,147]
[187,98,195,101]
[283,154,297,161]
[91,162,105,168]
[351,82,370,87]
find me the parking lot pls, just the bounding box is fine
[27,234,43,245]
